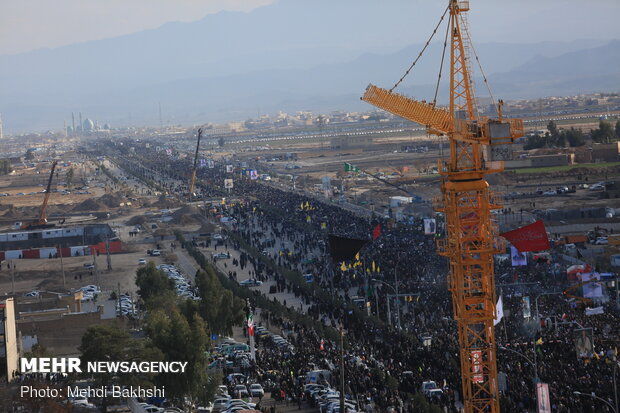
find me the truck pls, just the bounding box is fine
[608,234,620,246]
[564,235,588,245]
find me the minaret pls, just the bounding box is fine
[79,112,83,132]
[72,112,75,135]
[0,113,3,140]
[158,102,163,130]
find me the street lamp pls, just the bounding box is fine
[498,346,538,380]
[371,278,396,326]
[394,253,405,329]
[535,291,563,324]
[574,391,617,413]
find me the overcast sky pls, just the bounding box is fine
[0,0,618,56]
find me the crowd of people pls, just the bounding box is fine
[103,139,620,412]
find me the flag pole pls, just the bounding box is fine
[500,288,508,342]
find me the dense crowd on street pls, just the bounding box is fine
[103,140,620,412]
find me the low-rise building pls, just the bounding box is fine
[591,142,620,162]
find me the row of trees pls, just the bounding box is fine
[78,261,240,411]
[524,120,620,150]
[591,119,620,143]
[0,159,11,175]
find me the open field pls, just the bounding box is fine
[511,161,620,174]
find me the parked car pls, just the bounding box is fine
[212,398,231,412]
[239,279,262,287]
[234,385,249,398]
[421,380,441,397]
[249,383,264,398]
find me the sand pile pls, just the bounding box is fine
[2,208,21,218]
[72,198,104,212]
[198,222,217,233]
[126,215,147,226]
[99,193,124,208]
[170,205,203,225]
[149,195,182,209]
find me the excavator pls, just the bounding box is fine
[21,160,58,230]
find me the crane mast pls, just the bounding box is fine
[188,128,202,201]
[439,3,500,412]
[22,160,58,230]
[361,1,524,412]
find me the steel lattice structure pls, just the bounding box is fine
[361,1,524,411]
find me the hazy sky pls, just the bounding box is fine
[0,0,275,55]
[0,0,618,56]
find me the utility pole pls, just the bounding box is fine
[93,249,98,287]
[340,326,345,413]
[58,245,66,290]
[106,236,112,271]
[614,360,618,413]
[374,286,379,318]
[117,282,122,317]
[395,259,401,329]
[11,260,15,295]
[158,102,163,130]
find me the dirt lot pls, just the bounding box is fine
[0,238,162,297]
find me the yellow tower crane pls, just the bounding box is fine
[361,1,524,412]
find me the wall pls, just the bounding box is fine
[17,307,125,356]
[529,154,570,168]
[1,298,19,382]
[592,142,620,162]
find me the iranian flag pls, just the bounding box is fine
[247,312,254,337]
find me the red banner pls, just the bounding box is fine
[372,224,381,240]
[500,220,550,252]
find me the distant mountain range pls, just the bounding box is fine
[0,0,617,133]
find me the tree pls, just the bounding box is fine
[616,120,620,139]
[136,262,176,306]
[24,148,36,160]
[0,159,11,175]
[547,120,558,138]
[218,136,225,147]
[524,133,546,150]
[80,325,162,412]
[146,308,216,405]
[65,167,75,189]
[411,393,442,413]
[565,127,586,147]
[195,267,245,335]
[23,343,51,359]
[591,120,616,143]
